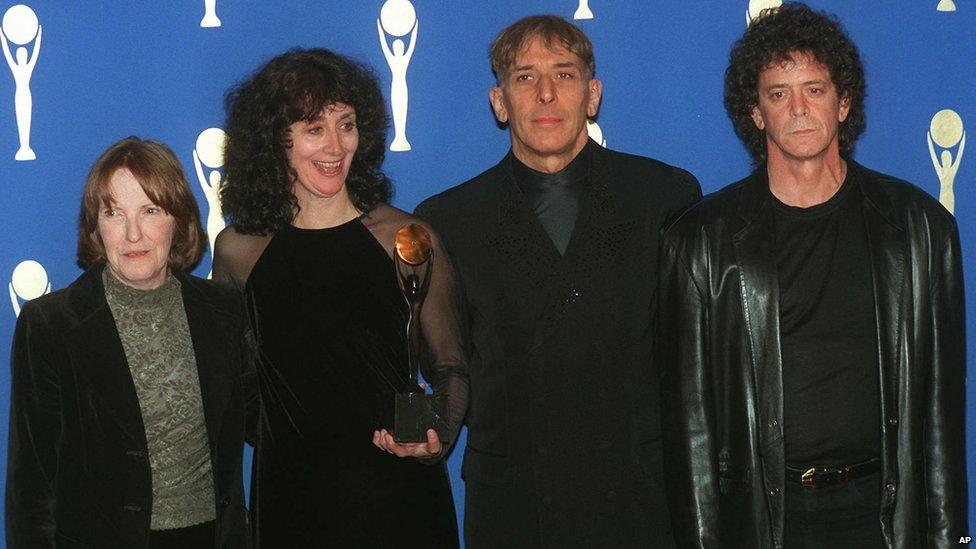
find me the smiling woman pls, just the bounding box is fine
[285,103,360,222]
[213,48,468,547]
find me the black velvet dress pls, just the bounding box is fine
[245,219,459,547]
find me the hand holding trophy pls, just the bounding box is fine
[390,223,449,444]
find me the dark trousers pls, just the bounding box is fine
[148,520,215,549]
[783,472,884,549]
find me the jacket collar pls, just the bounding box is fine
[734,158,904,231]
[61,264,233,453]
[492,138,622,244]
[487,140,635,349]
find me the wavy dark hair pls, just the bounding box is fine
[724,2,866,164]
[221,48,392,234]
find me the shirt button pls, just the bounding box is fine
[768,487,780,496]
[768,419,779,428]
[888,417,898,425]
[886,483,896,493]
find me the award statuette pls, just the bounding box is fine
[392,223,448,443]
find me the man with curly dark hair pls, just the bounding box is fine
[415,14,701,548]
[658,3,966,547]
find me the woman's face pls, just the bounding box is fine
[97,168,175,290]
[286,102,359,205]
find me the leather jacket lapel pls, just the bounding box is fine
[732,172,786,537]
[856,164,907,533]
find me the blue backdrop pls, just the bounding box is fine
[0,0,972,544]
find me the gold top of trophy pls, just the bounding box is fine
[395,223,433,266]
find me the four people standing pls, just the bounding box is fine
[4,5,969,549]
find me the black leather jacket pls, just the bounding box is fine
[657,162,967,548]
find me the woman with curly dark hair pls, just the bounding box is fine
[212,48,467,547]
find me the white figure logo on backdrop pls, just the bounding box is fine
[746,0,781,26]
[936,0,956,11]
[193,127,227,276]
[1,4,41,161]
[378,0,417,152]
[9,259,50,317]
[574,1,594,20]
[200,0,221,27]
[928,109,965,214]
[586,119,606,147]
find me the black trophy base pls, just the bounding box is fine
[393,392,448,443]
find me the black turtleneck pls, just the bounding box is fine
[511,144,591,255]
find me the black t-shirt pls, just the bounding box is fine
[771,171,881,466]
[512,145,590,255]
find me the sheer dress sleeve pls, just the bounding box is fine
[211,226,270,445]
[362,205,470,459]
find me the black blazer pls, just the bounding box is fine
[6,265,254,548]
[415,141,701,548]
[658,162,967,548]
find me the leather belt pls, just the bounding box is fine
[785,459,880,489]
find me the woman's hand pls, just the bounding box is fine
[372,428,442,459]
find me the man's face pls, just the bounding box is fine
[750,51,850,163]
[489,36,602,172]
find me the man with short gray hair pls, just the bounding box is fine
[416,14,700,548]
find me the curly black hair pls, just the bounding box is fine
[221,48,392,235]
[724,2,866,164]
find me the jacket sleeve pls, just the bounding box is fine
[657,231,722,549]
[5,302,61,549]
[925,223,967,546]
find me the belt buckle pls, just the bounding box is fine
[801,466,850,489]
[801,467,818,489]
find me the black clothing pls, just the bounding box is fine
[246,220,459,547]
[149,521,216,549]
[416,140,701,548]
[512,144,590,254]
[783,472,883,549]
[771,176,880,466]
[6,265,253,549]
[658,161,967,548]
